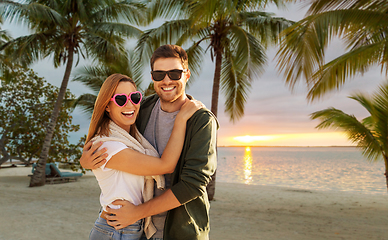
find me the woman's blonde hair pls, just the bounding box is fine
[86,73,138,143]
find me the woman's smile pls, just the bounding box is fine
[121,110,135,118]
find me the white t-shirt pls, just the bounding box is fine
[92,141,144,211]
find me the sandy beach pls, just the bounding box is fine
[1,166,387,240]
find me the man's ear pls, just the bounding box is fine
[185,69,191,82]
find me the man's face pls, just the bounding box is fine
[152,57,190,104]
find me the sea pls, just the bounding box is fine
[216,146,386,195]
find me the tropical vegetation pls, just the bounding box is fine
[138,0,294,121]
[277,0,388,101]
[0,0,145,186]
[0,17,14,79]
[0,66,83,169]
[136,0,294,199]
[311,81,388,191]
[1,0,296,196]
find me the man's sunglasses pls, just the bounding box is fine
[151,69,188,81]
[110,91,142,107]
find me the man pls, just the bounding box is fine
[81,44,218,240]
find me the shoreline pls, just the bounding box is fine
[1,167,387,240]
[217,146,357,148]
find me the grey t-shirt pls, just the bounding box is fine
[143,99,179,238]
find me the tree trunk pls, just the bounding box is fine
[0,129,11,166]
[0,155,10,166]
[207,47,223,200]
[29,48,74,187]
[384,156,388,192]
[210,51,221,117]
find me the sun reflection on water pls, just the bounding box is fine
[244,147,252,184]
[217,147,386,194]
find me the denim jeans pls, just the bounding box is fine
[89,216,143,240]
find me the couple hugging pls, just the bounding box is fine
[81,44,218,240]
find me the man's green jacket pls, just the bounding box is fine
[136,94,218,240]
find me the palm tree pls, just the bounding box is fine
[0,17,14,78]
[0,0,145,187]
[276,0,388,101]
[71,51,147,116]
[139,0,293,121]
[136,0,294,199]
[311,81,388,192]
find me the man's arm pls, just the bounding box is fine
[170,110,218,204]
[80,141,108,169]
[105,189,180,230]
[106,110,218,229]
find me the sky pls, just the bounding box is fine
[2,2,386,147]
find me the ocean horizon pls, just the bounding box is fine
[3,146,385,195]
[218,145,356,148]
[216,146,386,195]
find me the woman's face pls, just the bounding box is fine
[106,81,140,132]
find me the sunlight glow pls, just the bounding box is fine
[244,146,252,184]
[234,135,278,143]
[220,132,350,147]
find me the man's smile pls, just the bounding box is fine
[162,86,176,91]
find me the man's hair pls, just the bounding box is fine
[150,45,188,70]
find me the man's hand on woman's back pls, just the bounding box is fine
[80,141,108,169]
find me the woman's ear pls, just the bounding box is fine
[106,104,111,113]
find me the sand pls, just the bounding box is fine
[0,166,387,240]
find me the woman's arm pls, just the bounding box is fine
[105,100,204,176]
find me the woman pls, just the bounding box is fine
[86,73,202,240]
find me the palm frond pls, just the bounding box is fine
[307,41,385,100]
[370,83,388,153]
[1,32,55,66]
[277,6,388,99]
[84,32,127,64]
[0,1,67,27]
[91,0,147,26]
[103,49,144,88]
[276,15,326,90]
[0,28,11,42]
[185,43,205,79]
[221,51,252,122]
[175,21,209,47]
[90,22,143,38]
[70,93,97,116]
[228,27,267,79]
[188,0,220,23]
[349,93,374,116]
[241,11,294,45]
[145,0,188,22]
[127,53,144,88]
[47,33,67,68]
[135,19,192,63]
[311,108,382,161]
[307,0,388,14]
[72,66,107,93]
[228,26,250,73]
